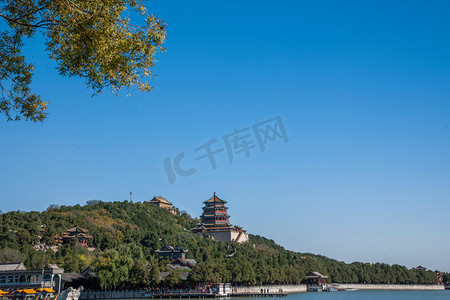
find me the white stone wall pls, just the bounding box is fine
[337,283,444,290]
[230,230,239,241]
[235,284,307,294]
[235,231,249,243]
[209,230,248,243]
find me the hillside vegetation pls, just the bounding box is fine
[0,200,440,288]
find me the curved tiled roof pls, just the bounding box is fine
[0,263,26,271]
[149,196,173,205]
[202,213,230,217]
[203,192,227,204]
[67,225,89,233]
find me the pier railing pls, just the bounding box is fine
[80,289,147,299]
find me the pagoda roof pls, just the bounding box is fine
[148,196,173,205]
[202,226,233,232]
[203,222,230,225]
[77,233,93,239]
[63,233,92,239]
[202,213,229,217]
[67,225,89,233]
[202,205,228,210]
[156,245,188,254]
[203,192,227,204]
[202,221,230,225]
[232,225,245,230]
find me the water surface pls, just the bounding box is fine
[232,290,450,300]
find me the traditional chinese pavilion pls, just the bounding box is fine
[200,192,231,229]
[192,193,248,243]
[56,226,92,247]
[148,196,177,215]
[155,245,188,261]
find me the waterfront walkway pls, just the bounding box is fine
[150,291,287,298]
[230,292,287,297]
[81,289,287,299]
[151,292,217,298]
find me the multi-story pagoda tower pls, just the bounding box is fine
[200,192,231,230]
[192,192,249,243]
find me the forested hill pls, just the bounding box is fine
[0,200,440,288]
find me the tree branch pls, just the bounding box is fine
[0,12,52,29]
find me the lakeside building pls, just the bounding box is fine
[155,246,197,270]
[0,263,63,293]
[192,193,249,244]
[148,196,177,215]
[156,245,188,261]
[305,271,328,286]
[61,267,96,290]
[55,226,92,247]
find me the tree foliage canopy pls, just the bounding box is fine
[0,201,441,288]
[0,0,166,122]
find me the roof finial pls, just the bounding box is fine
[214,192,216,197]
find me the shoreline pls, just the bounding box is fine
[328,284,444,291]
[234,285,307,294]
[79,284,445,299]
[234,283,445,294]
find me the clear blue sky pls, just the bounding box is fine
[1,1,449,271]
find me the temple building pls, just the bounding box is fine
[55,226,92,247]
[155,246,197,271]
[192,193,249,243]
[148,196,177,215]
[155,245,188,261]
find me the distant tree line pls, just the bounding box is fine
[0,201,440,289]
[443,272,450,284]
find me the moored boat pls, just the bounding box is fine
[307,286,323,292]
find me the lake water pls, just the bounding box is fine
[234,290,450,300]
